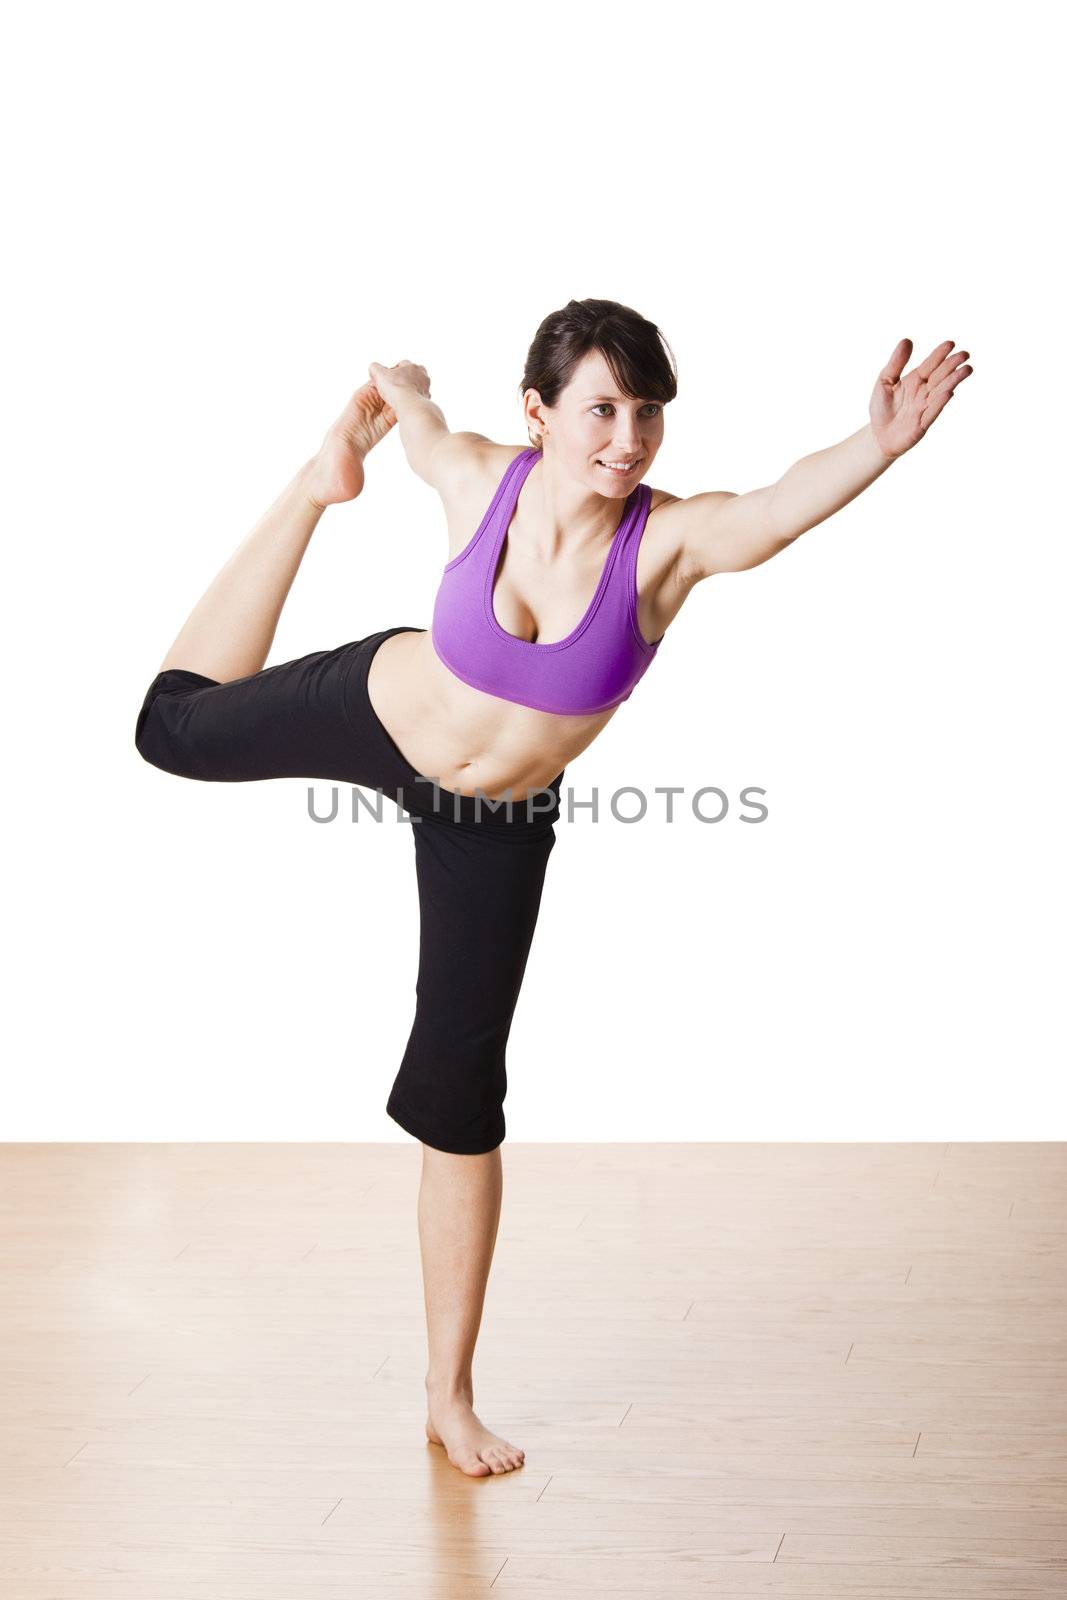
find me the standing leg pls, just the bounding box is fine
[419,1146,525,1476]
[385,814,560,1476]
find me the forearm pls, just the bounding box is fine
[770,422,895,541]
[158,458,325,681]
[391,387,450,475]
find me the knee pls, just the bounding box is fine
[134,696,172,774]
[421,1137,502,1159]
[135,696,181,776]
[134,675,210,779]
[386,1067,506,1157]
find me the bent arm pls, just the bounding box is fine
[673,422,896,582]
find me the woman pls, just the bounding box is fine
[134,298,972,1476]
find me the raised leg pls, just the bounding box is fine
[156,382,395,683]
[134,637,404,785]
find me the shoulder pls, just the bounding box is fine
[424,434,526,501]
[643,486,738,585]
[426,439,530,557]
[631,487,690,599]
[646,486,682,515]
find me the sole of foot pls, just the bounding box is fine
[307,381,397,508]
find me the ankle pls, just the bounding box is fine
[299,456,332,513]
[425,1372,473,1403]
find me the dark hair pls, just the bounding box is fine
[518,298,678,449]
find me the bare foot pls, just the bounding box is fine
[306,381,397,508]
[425,1386,525,1476]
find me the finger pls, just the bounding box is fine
[916,339,956,383]
[880,337,913,384]
[919,385,957,431]
[929,348,970,387]
[931,363,973,399]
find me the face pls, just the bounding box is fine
[526,347,666,494]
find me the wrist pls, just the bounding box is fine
[297,457,331,514]
[866,421,900,466]
[390,385,431,416]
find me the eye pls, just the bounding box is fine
[592,403,661,418]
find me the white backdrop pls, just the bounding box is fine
[4,0,1061,1140]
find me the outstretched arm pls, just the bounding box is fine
[667,338,974,584]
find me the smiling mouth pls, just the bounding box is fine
[596,457,642,474]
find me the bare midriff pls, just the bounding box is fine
[366,628,621,803]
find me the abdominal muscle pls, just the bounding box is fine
[366,628,619,803]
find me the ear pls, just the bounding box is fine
[523,387,547,448]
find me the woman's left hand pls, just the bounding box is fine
[869,338,973,461]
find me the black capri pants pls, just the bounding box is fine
[134,625,565,1156]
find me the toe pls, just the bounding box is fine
[455,1451,491,1476]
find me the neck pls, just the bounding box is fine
[522,448,632,558]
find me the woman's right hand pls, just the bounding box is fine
[368,359,431,409]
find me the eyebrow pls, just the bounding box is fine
[581,394,652,402]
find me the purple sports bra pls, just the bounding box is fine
[430,447,663,716]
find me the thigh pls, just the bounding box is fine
[386,815,558,1153]
[135,627,420,787]
[414,819,557,1026]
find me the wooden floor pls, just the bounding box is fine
[1,1142,1065,1597]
